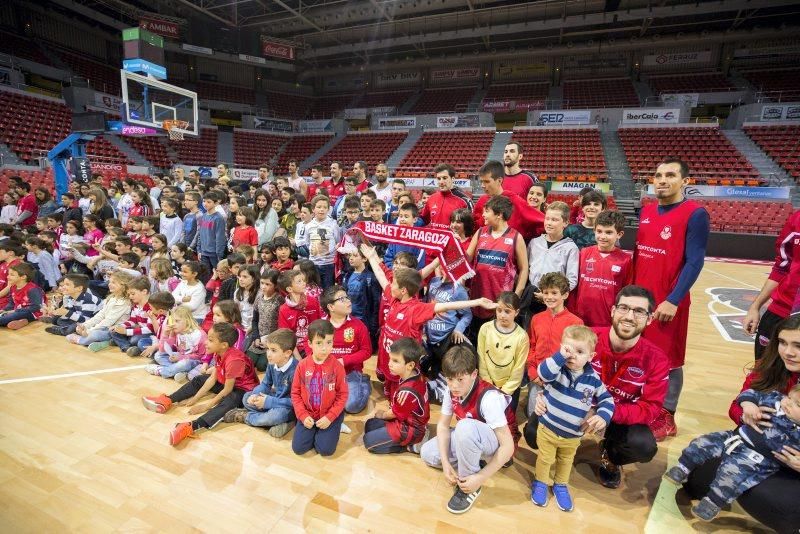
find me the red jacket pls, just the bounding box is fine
[527,308,584,380]
[591,327,669,426]
[728,371,800,424]
[766,210,800,317]
[473,191,544,242]
[291,355,348,422]
[232,226,259,248]
[420,188,472,229]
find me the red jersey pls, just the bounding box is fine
[419,188,472,229]
[471,226,520,319]
[573,246,633,327]
[502,170,537,199]
[278,296,323,354]
[307,179,332,200]
[473,191,544,242]
[0,258,21,309]
[270,259,295,272]
[8,281,43,318]
[386,371,430,445]
[451,378,521,446]
[634,200,704,368]
[355,179,372,193]
[591,327,669,426]
[231,226,258,248]
[331,315,372,374]
[127,203,151,230]
[215,347,259,390]
[327,178,346,206]
[378,299,436,384]
[17,193,38,227]
[378,263,394,327]
[766,210,800,317]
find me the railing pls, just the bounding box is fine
[754,90,800,103]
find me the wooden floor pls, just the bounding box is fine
[0,260,775,533]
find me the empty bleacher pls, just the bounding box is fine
[0,90,72,163]
[168,127,218,166]
[307,94,357,119]
[562,78,639,109]
[411,87,477,114]
[314,131,406,175]
[358,90,414,110]
[510,128,606,182]
[233,130,287,168]
[0,31,52,66]
[86,136,133,166]
[274,133,334,174]
[649,72,734,94]
[619,126,762,185]
[196,82,255,105]
[741,68,800,102]
[265,91,312,120]
[123,136,174,170]
[484,82,550,102]
[0,168,153,196]
[397,129,495,175]
[58,49,121,95]
[644,197,791,235]
[744,124,800,182]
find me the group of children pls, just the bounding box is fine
[2,163,788,523]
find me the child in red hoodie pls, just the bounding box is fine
[291,319,348,456]
[277,269,323,357]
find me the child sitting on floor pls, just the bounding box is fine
[44,273,101,336]
[0,262,44,330]
[146,305,207,380]
[66,271,132,351]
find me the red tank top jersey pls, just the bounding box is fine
[451,379,521,446]
[10,282,43,319]
[633,200,702,304]
[573,246,633,327]
[471,226,519,319]
[386,371,431,445]
[502,171,537,199]
[327,179,346,206]
[307,180,331,201]
[766,210,800,317]
[378,299,436,383]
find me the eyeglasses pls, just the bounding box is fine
[613,304,651,320]
[334,296,351,303]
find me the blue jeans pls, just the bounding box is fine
[77,327,111,345]
[50,317,78,335]
[109,331,145,351]
[0,309,36,326]
[345,371,371,414]
[201,253,220,270]
[363,418,406,454]
[242,391,293,428]
[292,411,344,456]
[316,263,335,289]
[154,353,201,378]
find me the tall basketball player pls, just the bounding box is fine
[633,157,709,441]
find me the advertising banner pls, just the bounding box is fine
[535,110,591,125]
[90,163,125,173]
[760,105,800,121]
[377,116,416,129]
[430,67,480,84]
[182,43,213,55]
[369,106,395,116]
[254,116,294,132]
[436,114,481,128]
[482,100,544,113]
[94,92,124,113]
[231,168,260,181]
[71,158,91,183]
[375,70,420,89]
[642,50,712,67]
[139,17,180,39]
[648,184,791,200]
[622,108,680,124]
[260,39,295,61]
[550,181,611,193]
[239,54,266,65]
[297,119,331,132]
[494,61,549,80]
[660,93,700,108]
[344,108,368,120]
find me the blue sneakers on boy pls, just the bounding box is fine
[531,480,549,507]
[552,484,574,512]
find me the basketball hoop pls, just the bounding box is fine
[162,119,189,141]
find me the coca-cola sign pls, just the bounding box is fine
[261,39,295,60]
[140,17,180,39]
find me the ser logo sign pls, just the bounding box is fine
[706,287,759,344]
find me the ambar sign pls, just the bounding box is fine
[139,18,180,38]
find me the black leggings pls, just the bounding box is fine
[523,419,657,466]
[169,375,246,429]
[684,458,800,533]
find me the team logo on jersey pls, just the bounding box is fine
[660,225,672,240]
[627,366,644,379]
[344,327,354,342]
[585,257,596,274]
[397,313,405,320]
[611,265,621,273]
[641,218,650,224]
[298,317,308,329]
[504,238,514,245]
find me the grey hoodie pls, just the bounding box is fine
[527,235,579,290]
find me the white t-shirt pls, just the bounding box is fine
[441,386,510,429]
[371,182,394,205]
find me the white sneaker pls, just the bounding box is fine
[340,422,352,434]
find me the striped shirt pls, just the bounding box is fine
[538,351,615,438]
[62,289,103,323]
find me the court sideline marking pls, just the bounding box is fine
[702,266,760,290]
[0,364,149,385]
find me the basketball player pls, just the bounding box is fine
[633,157,709,441]
[502,142,538,199]
[287,160,308,199]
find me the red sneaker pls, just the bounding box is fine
[7,319,29,330]
[650,408,678,442]
[169,422,194,446]
[142,394,172,414]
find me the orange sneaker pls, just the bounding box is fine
[169,422,194,446]
[7,319,29,330]
[650,408,678,442]
[142,394,172,414]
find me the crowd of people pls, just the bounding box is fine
[0,143,797,530]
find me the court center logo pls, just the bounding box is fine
[706,287,759,344]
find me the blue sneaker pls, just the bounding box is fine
[552,484,574,512]
[531,480,549,507]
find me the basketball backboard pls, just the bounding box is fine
[120,70,198,137]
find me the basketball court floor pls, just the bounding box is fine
[0,259,774,533]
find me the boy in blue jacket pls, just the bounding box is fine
[198,191,227,269]
[224,328,298,437]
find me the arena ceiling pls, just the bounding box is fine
[50,0,800,69]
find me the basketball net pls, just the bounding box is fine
[162,119,189,141]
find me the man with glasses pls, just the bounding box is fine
[524,285,669,490]
[634,157,709,442]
